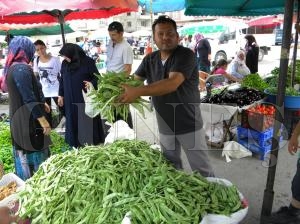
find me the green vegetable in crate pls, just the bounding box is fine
[0,121,68,173]
[0,122,14,173]
[90,72,151,123]
[266,86,300,96]
[241,73,269,91]
[18,140,244,224]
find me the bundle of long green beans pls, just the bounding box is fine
[90,72,150,123]
[18,140,244,224]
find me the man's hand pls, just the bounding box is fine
[288,134,300,155]
[119,84,139,103]
[58,96,64,107]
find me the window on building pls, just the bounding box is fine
[127,12,131,16]
[127,21,132,28]
[141,21,147,27]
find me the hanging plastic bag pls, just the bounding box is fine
[82,84,99,118]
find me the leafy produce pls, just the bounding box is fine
[241,73,269,91]
[90,72,150,123]
[0,121,14,173]
[265,86,300,96]
[269,60,300,87]
[49,131,71,154]
[201,87,265,107]
[18,140,244,224]
[0,121,68,173]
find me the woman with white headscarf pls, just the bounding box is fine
[227,50,250,80]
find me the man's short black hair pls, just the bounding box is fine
[34,39,46,46]
[152,15,177,33]
[108,21,124,32]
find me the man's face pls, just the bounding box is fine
[153,23,179,51]
[35,44,47,56]
[108,30,123,44]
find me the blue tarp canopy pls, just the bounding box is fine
[138,0,185,13]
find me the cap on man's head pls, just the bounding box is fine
[108,21,124,32]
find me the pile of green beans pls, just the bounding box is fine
[90,72,150,123]
[18,140,243,224]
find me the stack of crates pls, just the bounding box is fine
[238,104,282,160]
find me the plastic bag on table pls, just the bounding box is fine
[104,120,135,145]
[222,141,252,163]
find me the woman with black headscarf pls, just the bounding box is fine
[58,43,105,148]
[5,36,52,180]
[244,34,259,74]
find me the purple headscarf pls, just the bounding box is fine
[194,33,204,43]
[2,36,35,92]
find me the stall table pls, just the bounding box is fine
[200,101,262,148]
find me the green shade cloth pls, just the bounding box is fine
[0,24,74,37]
[178,25,226,36]
[185,0,285,16]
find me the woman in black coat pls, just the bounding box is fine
[244,34,259,74]
[58,43,105,148]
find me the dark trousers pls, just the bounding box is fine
[292,158,300,201]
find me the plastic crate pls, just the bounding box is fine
[237,126,274,147]
[237,126,283,160]
[238,138,272,160]
[241,106,275,132]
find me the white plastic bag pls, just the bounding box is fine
[82,84,99,118]
[104,120,135,145]
[222,141,252,163]
[200,177,248,224]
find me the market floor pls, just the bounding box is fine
[0,103,295,224]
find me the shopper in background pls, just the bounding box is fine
[4,36,51,180]
[194,33,211,73]
[33,39,62,128]
[211,59,241,83]
[106,21,134,128]
[227,50,250,80]
[244,34,259,74]
[58,43,105,148]
[119,15,214,177]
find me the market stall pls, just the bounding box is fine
[200,81,266,148]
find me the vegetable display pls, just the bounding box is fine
[241,73,269,91]
[0,121,14,173]
[201,87,265,107]
[90,72,150,123]
[18,140,244,224]
[265,86,300,96]
[0,121,69,173]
